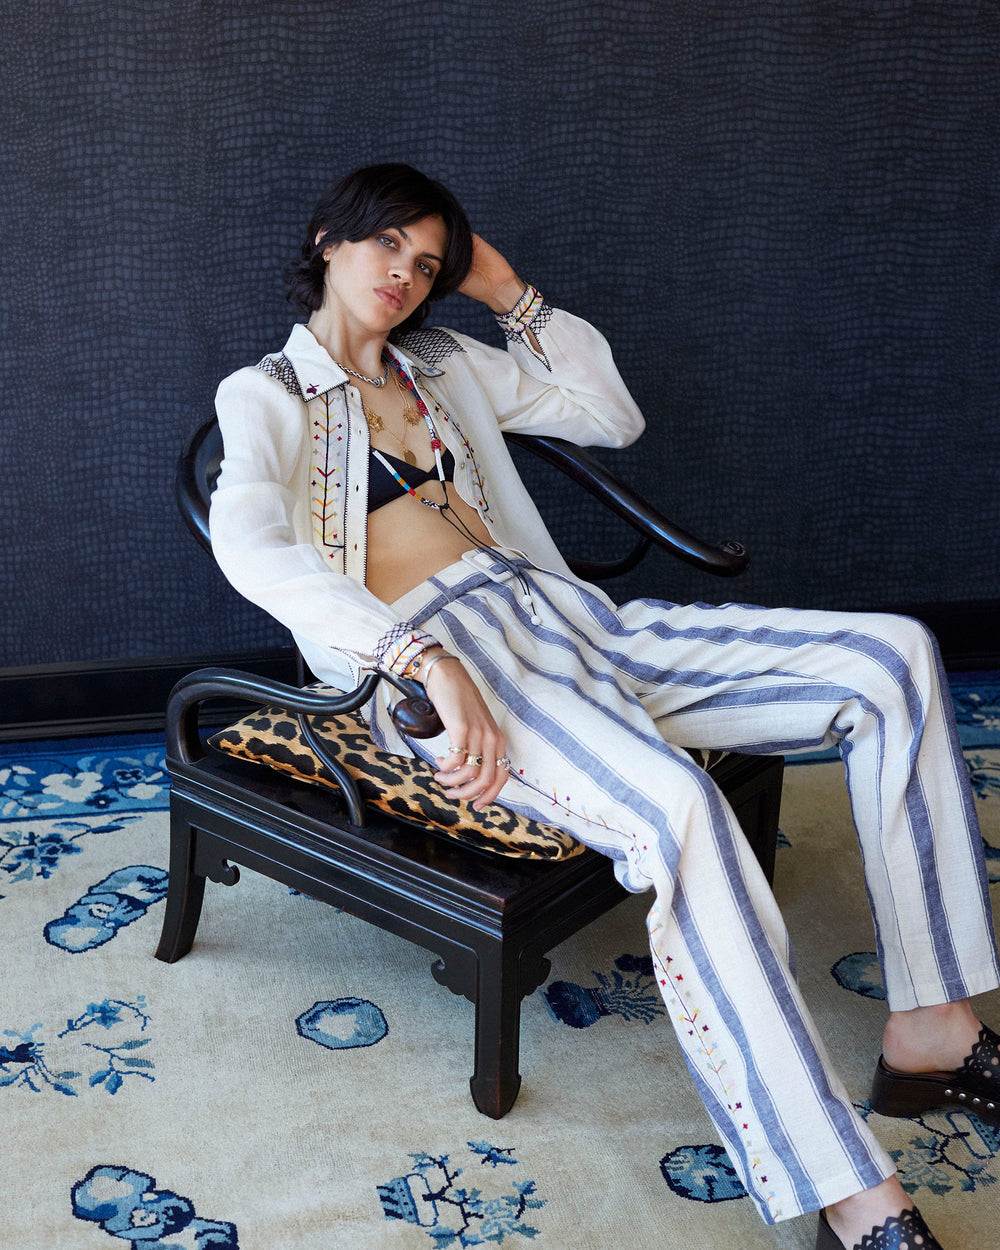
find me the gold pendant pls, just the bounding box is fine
[393,368,422,426]
[404,448,417,466]
[363,401,384,434]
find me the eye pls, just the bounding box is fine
[418,260,435,278]
[376,234,397,248]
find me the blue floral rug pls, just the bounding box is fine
[1,677,999,1249]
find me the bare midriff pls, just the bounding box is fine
[365,479,493,605]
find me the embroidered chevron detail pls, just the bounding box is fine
[255,353,302,397]
[308,395,344,556]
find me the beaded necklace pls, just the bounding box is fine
[370,358,447,508]
[372,357,540,618]
[370,433,446,508]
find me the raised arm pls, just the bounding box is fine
[438,235,646,450]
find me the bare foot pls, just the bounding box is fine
[824,1177,931,1248]
[882,999,982,1074]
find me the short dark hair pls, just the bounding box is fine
[284,163,473,334]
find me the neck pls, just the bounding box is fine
[307,312,390,379]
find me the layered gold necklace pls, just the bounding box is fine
[362,368,422,464]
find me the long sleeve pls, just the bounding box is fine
[424,301,645,450]
[209,366,418,682]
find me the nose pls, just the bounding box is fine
[388,257,412,286]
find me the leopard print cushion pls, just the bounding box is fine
[207,695,585,860]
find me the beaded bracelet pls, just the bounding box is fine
[372,625,440,677]
[494,284,544,337]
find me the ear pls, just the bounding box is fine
[315,229,335,264]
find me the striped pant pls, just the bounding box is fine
[370,547,999,1225]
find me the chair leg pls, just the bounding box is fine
[728,756,784,885]
[154,810,207,964]
[470,943,523,1119]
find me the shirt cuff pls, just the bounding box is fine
[493,283,542,331]
[493,285,552,369]
[371,624,441,677]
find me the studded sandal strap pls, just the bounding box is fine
[855,1206,941,1250]
[958,1023,1000,1093]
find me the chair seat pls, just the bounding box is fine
[156,741,783,1117]
[206,695,585,860]
[204,691,768,863]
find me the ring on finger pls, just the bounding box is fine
[447,744,467,755]
[465,753,484,767]
[496,756,511,770]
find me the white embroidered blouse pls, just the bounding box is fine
[209,296,645,690]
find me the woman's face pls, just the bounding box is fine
[320,214,448,333]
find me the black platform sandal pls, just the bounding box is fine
[871,1023,1000,1127]
[816,1206,942,1249]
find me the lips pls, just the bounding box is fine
[375,286,404,311]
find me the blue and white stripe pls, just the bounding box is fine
[370,546,999,1224]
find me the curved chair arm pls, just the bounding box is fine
[175,419,220,555]
[178,417,749,577]
[166,668,384,765]
[504,432,749,577]
[166,667,442,827]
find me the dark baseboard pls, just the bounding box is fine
[0,600,996,743]
[0,650,299,742]
[892,600,1000,672]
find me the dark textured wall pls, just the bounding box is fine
[2,2,998,668]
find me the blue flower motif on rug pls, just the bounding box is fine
[296,998,388,1050]
[0,816,145,889]
[0,747,168,819]
[543,953,665,1028]
[967,753,1000,801]
[0,823,84,882]
[659,1143,747,1203]
[858,1098,1000,1196]
[45,864,168,951]
[831,951,886,1000]
[1,996,153,1095]
[982,844,1000,886]
[72,1165,239,1247]
[377,1141,545,1246]
[951,684,1000,747]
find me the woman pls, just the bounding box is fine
[211,163,999,1249]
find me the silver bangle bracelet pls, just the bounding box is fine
[419,651,459,685]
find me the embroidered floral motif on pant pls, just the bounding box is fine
[648,924,782,1222]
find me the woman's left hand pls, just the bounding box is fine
[459,234,527,315]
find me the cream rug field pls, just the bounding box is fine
[1,676,999,1249]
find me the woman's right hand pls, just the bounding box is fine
[458,234,526,315]
[425,653,509,810]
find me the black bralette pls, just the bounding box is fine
[368,446,456,513]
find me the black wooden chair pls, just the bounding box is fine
[156,418,784,1118]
